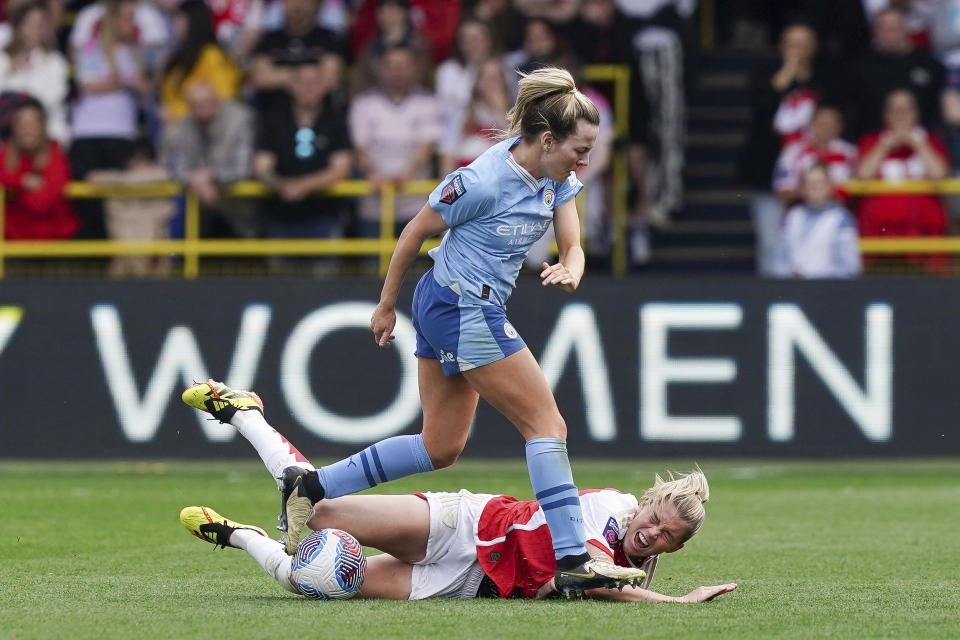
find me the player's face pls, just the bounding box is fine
[543,119,599,182]
[622,499,690,562]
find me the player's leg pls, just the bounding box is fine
[290,269,478,506]
[461,349,583,557]
[310,357,477,498]
[230,529,300,594]
[280,358,477,552]
[179,504,415,599]
[179,505,298,594]
[182,380,314,483]
[308,494,430,564]
[322,491,485,601]
[462,348,646,595]
[308,494,429,600]
[358,554,414,599]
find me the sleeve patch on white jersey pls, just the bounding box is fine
[601,516,619,547]
[439,174,466,205]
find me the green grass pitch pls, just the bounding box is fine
[1,458,957,639]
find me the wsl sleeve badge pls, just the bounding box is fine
[542,188,555,208]
[439,174,466,205]
[602,516,620,547]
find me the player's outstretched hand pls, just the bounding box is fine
[370,304,397,348]
[540,261,578,292]
[680,583,738,603]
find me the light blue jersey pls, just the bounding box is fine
[427,138,583,306]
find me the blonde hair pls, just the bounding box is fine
[640,466,710,543]
[503,67,600,141]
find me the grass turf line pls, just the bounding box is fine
[0,459,957,639]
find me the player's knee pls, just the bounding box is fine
[526,413,567,440]
[550,420,567,440]
[307,501,334,529]
[426,444,462,470]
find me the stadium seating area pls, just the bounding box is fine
[3,0,960,277]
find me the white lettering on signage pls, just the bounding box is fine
[0,306,23,362]
[640,303,743,442]
[87,298,895,447]
[767,303,893,442]
[91,304,271,442]
[280,302,419,444]
[539,303,616,441]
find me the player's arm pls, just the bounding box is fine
[583,582,738,603]
[541,198,584,292]
[538,545,736,603]
[582,540,736,603]
[371,205,450,347]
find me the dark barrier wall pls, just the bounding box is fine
[0,277,956,458]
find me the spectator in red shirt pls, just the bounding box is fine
[773,104,858,204]
[348,0,432,98]
[350,0,461,64]
[0,98,77,239]
[856,87,950,272]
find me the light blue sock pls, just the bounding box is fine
[316,434,434,499]
[525,437,587,560]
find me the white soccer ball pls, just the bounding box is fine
[290,528,366,600]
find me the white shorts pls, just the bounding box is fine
[408,490,493,600]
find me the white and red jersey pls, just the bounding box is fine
[473,489,659,599]
[207,0,256,47]
[772,88,820,145]
[773,136,858,198]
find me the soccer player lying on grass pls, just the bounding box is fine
[180,469,737,602]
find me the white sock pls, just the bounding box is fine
[231,411,315,483]
[230,529,299,594]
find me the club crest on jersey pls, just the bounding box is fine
[439,175,466,205]
[602,517,619,546]
[542,188,555,207]
[503,322,518,339]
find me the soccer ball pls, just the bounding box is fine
[290,528,366,600]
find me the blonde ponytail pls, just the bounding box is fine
[640,466,710,543]
[502,67,600,141]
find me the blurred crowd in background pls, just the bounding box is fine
[0,0,697,276]
[734,0,960,278]
[3,0,960,279]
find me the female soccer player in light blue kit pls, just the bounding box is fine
[183,67,646,597]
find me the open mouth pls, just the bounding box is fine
[635,531,649,548]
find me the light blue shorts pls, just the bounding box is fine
[412,269,526,376]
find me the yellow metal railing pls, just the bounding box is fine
[0,65,635,280]
[700,0,716,51]
[846,179,960,254]
[0,180,439,279]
